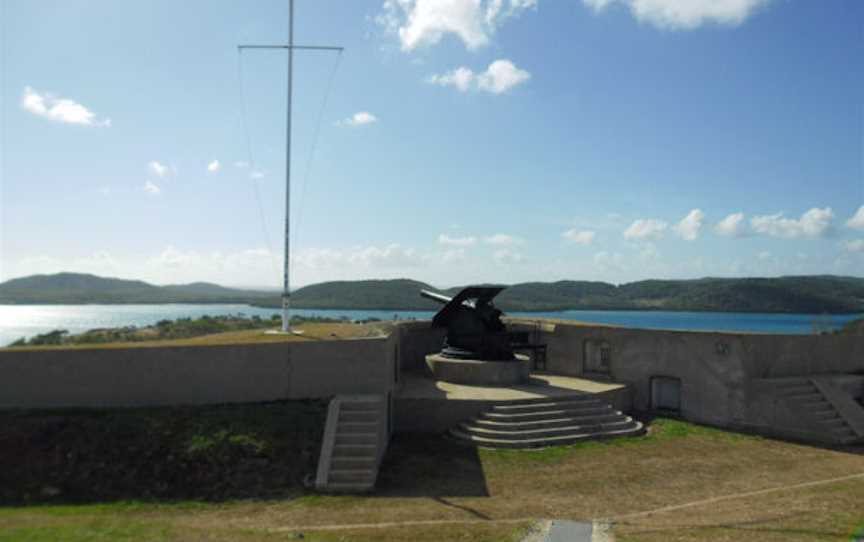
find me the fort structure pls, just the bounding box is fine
[1,304,862,492]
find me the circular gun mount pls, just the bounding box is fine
[420,286,515,361]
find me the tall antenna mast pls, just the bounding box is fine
[239,0,343,333]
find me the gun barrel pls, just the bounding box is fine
[420,289,452,305]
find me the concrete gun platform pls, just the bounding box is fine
[395,373,633,434]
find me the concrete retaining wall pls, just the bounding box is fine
[0,337,397,409]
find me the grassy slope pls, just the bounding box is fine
[0,322,391,351]
[0,401,327,505]
[1,418,862,540]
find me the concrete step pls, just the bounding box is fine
[321,482,374,493]
[339,422,378,433]
[340,402,381,412]
[821,418,847,430]
[328,469,376,484]
[774,378,811,388]
[502,394,596,406]
[449,422,645,449]
[339,411,378,423]
[481,406,614,422]
[471,413,626,431]
[331,457,376,470]
[831,425,856,437]
[334,432,377,446]
[459,418,638,439]
[332,444,377,458]
[781,384,815,395]
[794,398,830,408]
[491,398,604,413]
[785,392,823,402]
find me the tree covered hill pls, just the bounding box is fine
[1,273,863,313]
[0,273,273,304]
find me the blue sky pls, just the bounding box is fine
[0,0,862,288]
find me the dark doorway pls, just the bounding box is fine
[651,376,682,414]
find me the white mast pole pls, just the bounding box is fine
[238,1,341,335]
[282,0,294,332]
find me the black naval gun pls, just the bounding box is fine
[420,286,515,361]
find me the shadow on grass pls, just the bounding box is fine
[375,433,490,498]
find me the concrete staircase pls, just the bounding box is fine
[316,395,387,493]
[449,394,644,449]
[773,378,862,445]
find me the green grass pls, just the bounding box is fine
[480,418,755,466]
[0,521,173,542]
[1,416,861,541]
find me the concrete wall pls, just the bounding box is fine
[0,337,397,409]
[393,321,444,374]
[511,318,864,430]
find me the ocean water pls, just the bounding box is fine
[0,304,861,347]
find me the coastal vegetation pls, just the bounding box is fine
[2,272,864,313]
[4,314,376,348]
[840,317,864,335]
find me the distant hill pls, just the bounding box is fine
[2,273,863,314]
[290,279,443,310]
[281,275,864,314]
[0,273,273,304]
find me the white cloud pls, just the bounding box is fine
[378,0,537,52]
[672,209,704,241]
[250,170,266,180]
[715,212,747,238]
[438,234,477,246]
[338,112,378,127]
[846,206,864,230]
[484,233,521,246]
[750,207,834,239]
[427,59,530,94]
[493,248,525,264]
[234,161,250,168]
[148,161,168,178]
[427,66,475,92]
[757,250,772,261]
[844,240,864,253]
[143,181,161,195]
[582,0,771,30]
[207,160,221,173]
[21,86,111,127]
[623,218,667,241]
[562,229,596,245]
[296,243,424,270]
[477,59,531,93]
